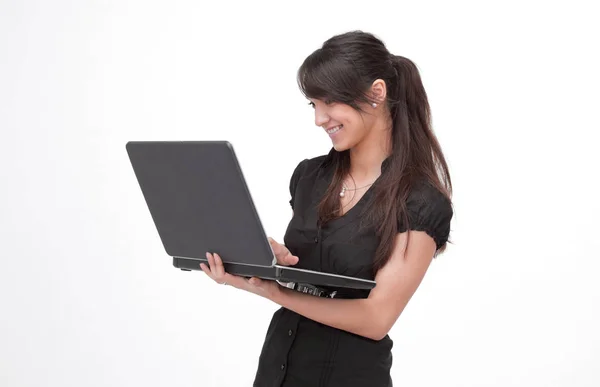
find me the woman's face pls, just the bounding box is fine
[309,99,378,152]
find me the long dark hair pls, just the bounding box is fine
[297,31,452,272]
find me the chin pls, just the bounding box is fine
[331,137,358,152]
[332,142,349,152]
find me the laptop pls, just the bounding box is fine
[126,141,376,291]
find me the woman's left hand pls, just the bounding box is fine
[200,252,282,301]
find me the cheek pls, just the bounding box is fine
[336,112,358,128]
[332,107,367,136]
[344,116,367,134]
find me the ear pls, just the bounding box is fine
[370,79,387,104]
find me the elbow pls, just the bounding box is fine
[362,305,399,341]
[366,327,390,342]
[363,318,394,342]
[356,298,403,341]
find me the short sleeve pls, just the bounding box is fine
[288,159,309,210]
[400,183,453,250]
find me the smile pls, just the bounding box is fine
[326,125,343,134]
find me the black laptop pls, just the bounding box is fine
[126,141,375,290]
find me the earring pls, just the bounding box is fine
[372,103,377,108]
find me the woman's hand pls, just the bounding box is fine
[200,252,282,301]
[268,237,299,266]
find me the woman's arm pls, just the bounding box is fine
[201,230,437,341]
[269,230,437,341]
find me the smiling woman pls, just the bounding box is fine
[200,30,454,387]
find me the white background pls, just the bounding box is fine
[1,0,599,386]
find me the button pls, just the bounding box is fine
[314,237,318,243]
[288,329,293,336]
[281,364,286,370]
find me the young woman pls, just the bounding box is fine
[200,30,454,387]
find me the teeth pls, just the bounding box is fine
[327,125,343,134]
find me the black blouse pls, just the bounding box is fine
[253,149,453,387]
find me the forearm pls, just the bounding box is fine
[271,286,385,341]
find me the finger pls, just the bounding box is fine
[269,238,292,266]
[205,252,225,284]
[199,262,213,278]
[249,277,262,287]
[285,254,299,265]
[268,238,282,254]
[213,253,226,278]
[202,260,236,286]
[206,252,216,272]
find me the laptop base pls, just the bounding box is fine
[173,257,375,290]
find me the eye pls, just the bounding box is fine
[308,101,315,108]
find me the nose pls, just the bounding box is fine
[314,106,329,128]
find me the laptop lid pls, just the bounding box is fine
[126,140,275,268]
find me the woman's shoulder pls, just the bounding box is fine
[287,154,329,209]
[407,178,452,208]
[289,154,329,182]
[402,178,454,249]
[290,147,338,178]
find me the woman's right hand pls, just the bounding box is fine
[268,237,299,266]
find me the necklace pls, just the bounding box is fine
[340,181,375,197]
